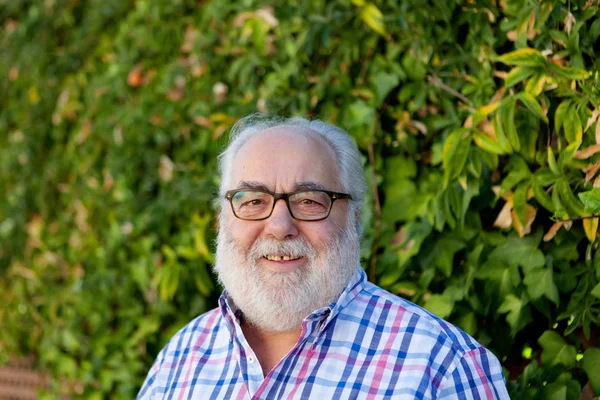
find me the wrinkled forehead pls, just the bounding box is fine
[228,126,342,191]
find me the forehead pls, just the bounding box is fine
[229,127,341,191]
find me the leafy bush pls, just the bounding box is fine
[1,0,599,398]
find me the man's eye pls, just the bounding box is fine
[301,199,316,205]
[241,199,264,207]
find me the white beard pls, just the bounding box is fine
[214,221,360,332]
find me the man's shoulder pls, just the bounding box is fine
[158,308,224,357]
[347,279,482,354]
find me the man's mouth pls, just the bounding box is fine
[263,255,303,261]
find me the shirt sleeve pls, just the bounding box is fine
[136,347,166,400]
[437,347,511,399]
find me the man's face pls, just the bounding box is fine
[215,127,359,332]
[226,127,349,267]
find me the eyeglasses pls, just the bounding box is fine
[225,189,352,221]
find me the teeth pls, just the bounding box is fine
[265,255,300,261]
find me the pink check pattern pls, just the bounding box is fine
[138,268,510,399]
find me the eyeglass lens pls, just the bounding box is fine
[231,190,332,220]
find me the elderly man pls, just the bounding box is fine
[138,116,509,399]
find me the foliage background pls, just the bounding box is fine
[1,0,600,398]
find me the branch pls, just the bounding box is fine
[427,75,475,112]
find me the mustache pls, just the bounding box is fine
[247,237,317,262]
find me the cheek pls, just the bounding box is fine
[300,223,338,250]
[227,218,262,251]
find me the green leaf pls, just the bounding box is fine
[557,178,586,216]
[361,3,386,35]
[505,66,536,87]
[549,63,591,80]
[581,347,600,394]
[487,233,545,272]
[442,128,471,188]
[538,330,577,368]
[497,48,547,67]
[531,174,556,212]
[347,100,375,127]
[500,156,531,195]
[493,111,513,153]
[591,282,600,299]
[372,71,399,104]
[423,294,454,319]
[523,257,559,304]
[563,103,583,143]
[554,100,571,134]
[516,92,548,123]
[578,188,600,214]
[543,382,567,400]
[552,184,569,219]
[422,236,465,277]
[498,294,532,336]
[557,140,581,171]
[473,130,507,155]
[394,219,433,272]
[513,181,529,224]
[525,73,546,96]
[500,98,520,151]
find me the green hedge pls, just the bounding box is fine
[1,0,600,398]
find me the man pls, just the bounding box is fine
[138,116,510,399]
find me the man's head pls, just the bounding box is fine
[214,116,367,332]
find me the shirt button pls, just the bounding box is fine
[248,355,255,364]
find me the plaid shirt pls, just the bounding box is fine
[138,268,509,399]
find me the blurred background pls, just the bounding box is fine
[1,0,600,398]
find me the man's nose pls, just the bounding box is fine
[263,199,299,240]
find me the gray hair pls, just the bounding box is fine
[217,115,367,230]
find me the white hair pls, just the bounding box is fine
[217,114,367,232]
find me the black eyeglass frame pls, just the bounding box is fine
[224,189,353,221]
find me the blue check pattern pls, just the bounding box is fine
[138,268,509,399]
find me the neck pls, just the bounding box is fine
[241,320,302,376]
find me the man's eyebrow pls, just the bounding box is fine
[291,182,328,192]
[235,181,271,191]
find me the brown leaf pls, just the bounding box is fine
[213,82,228,103]
[564,12,576,35]
[463,114,473,128]
[212,125,228,140]
[103,169,114,192]
[584,160,600,185]
[494,202,513,229]
[563,220,573,230]
[543,221,563,241]
[575,144,600,159]
[511,204,536,237]
[167,88,183,101]
[127,64,144,87]
[159,155,175,182]
[180,26,199,53]
[193,116,212,128]
[8,66,18,81]
[490,87,506,104]
[494,71,508,79]
[585,109,599,133]
[391,229,406,247]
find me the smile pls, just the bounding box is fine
[263,255,302,261]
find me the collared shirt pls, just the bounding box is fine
[138,268,509,399]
